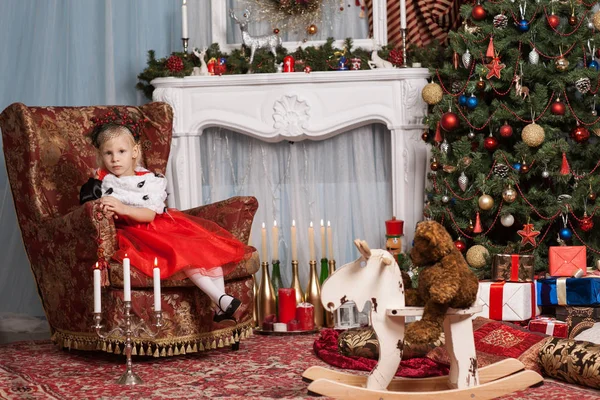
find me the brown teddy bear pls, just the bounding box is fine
[404,220,479,345]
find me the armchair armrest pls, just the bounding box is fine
[182,196,258,244]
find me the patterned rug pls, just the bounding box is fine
[0,333,599,399]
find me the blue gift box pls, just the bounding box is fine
[537,278,600,306]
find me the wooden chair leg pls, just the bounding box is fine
[444,314,478,389]
[366,317,405,390]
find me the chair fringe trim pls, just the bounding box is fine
[50,320,254,357]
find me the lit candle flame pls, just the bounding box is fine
[310,221,313,228]
[95,262,99,269]
[292,219,296,227]
[262,222,265,229]
[154,257,158,267]
[320,219,324,227]
[327,220,331,227]
[274,220,277,227]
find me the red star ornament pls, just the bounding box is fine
[485,56,506,79]
[517,223,540,247]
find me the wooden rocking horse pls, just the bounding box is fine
[302,240,543,399]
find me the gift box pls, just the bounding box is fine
[555,306,600,338]
[491,254,535,282]
[549,246,587,277]
[528,317,568,338]
[474,281,541,321]
[537,277,600,306]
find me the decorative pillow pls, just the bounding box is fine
[539,337,600,389]
[574,322,600,344]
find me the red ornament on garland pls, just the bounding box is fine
[484,135,499,151]
[471,4,487,21]
[441,112,460,131]
[580,214,594,232]
[473,212,483,234]
[166,55,184,72]
[388,48,404,67]
[454,239,467,253]
[570,125,591,143]
[560,152,571,175]
[499,122,513,138]
[551,98,566,115]
[547,14,560,29]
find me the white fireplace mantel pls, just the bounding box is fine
[152,69,430,251]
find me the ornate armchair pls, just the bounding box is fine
[0,102,259,357]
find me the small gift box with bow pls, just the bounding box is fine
[491,254,535,282]
[549,246,587,277]
[528,316,568,338]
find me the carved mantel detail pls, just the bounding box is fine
[272,94,310,138]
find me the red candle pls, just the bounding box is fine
[296,303,315,331]
[278,288,296,323]
[283,55,295,73]
[287,319,300,331]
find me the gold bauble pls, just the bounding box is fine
[555,57,569,72]
[502,186,517,203]
[307,24,318,35]
[466,245,489,269]
[521,123,545,147]
[478,194,495,210]
[422,83,444,105]
[594,128,600,137]
[593,10,600,30]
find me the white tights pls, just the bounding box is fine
[184,267,233,314]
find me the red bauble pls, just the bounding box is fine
[580,216,594,232]
[440,112,460,131]
[551,99,566,115]
[570,126,591,143]
[568,15,577,26]
[388,49,404,67]
[520,164,530,174]
[499,123,513,138]
[471,5,487,21]
[547,14,560,29]
[421,131,429,142]
[484,135,499,151]
[166,55,184,72]
[454,240,467,253]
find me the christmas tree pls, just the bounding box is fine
[421,2,600,276]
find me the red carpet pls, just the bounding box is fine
[1,333,600,399]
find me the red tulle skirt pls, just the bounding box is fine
[112,209,254,279]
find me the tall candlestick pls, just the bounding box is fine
[320,219,326,259]
[123,256,131,301]
[327,221,334,260]
[308,221,316,261]
[181,0,189,38]
[400,0,407,29]
[291,220,298,261]
[153,258,161,312]
[261,222,268,262]
[94,262,101,313]
[272,220,279,261]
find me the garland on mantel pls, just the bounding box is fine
[136,38,446,100]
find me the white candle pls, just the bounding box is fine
[320,219,326,259]
[327,221,334,260]
[181,0,189,38]
[261,222,268,262]
[123,256,131,301]
[400,0,407,29]
[291,220,298,261]
[272,220,279,261]
[93,262,101,313]
[153,258,161,312]
[308,221,316,261]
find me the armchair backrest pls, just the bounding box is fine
[0,103,173,224]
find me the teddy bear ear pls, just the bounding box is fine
[417,221,440,247]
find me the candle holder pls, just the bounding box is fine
[93,301,163,385]
[182,38,189,56]
[400,28,408,68]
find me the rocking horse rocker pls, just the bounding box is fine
[302,239,543,399]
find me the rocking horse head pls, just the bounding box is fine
[320,240,405,315]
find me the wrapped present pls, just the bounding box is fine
[474,281,541,321]
[491,254,535,282]
[549,246,587,277]
[528,317,568,338]
[555,306,600,338]
[537,277,600,306]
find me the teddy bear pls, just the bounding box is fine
[403,220,479,345]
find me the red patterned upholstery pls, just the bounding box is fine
[0,102,259,356]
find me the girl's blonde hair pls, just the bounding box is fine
[94,124,143,169]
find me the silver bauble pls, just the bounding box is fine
[502,186,517,203]
[529,49,539,65]
[501,213,515,227]
[462,49,472,69]
[458,172,469,192]
[440,139,450,154]
[467,131,476,140]
[592,110,598,116]
[542,169,550,178]
[442,195,450,204]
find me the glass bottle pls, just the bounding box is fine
[271,260,284,313]
[290,260,304,306]
[305,260,323,328]
[319,258,329,286]
[257,262,276,326]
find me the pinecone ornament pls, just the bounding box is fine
[462,49,472,69]
[166,55,184,72]
[493,163,510,178]
[493,14,508,29]
[451,81,462,94]
[529,49,539,65]
[576,77,591,94]
[458,172,469,192]
[388,49,404,67]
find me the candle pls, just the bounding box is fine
[320,219,326,259]
[400,0,407,29]
[272,220,279,261]
[296,302,315,331]
[123,255,131,301]
[261,222,268,262]
[93,262,101,313]
[291,220,298,261]
[308,221,315,261]
[153,258,161,312]
[278,288,297,323]
[181,0,189,38]
[327,221,334,260]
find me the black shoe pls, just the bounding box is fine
[213,295,242,325]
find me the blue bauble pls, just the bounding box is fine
[427,193,434,200]
[513,163,522,171]
[559,227,573,240]
[450,198,457,206]
[466,96,479,109]
[517,19,530,32]
[459,95,468,106]
[588,60,599,71]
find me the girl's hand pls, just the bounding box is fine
[99,196,126,217]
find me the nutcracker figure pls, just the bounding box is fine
[385,216,404,262]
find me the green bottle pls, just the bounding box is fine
[319,257,329,286]
[271,260,284,307]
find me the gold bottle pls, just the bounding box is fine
[290,260,304,306]
[305,260,323,328]
[325,259,337,328]
[257,262,276,326]
[252,273,259,327]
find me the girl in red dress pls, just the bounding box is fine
[80,110,253,325]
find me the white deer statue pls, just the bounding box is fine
[368,49,395,69]
[229,9,281,67]
[191,47,209,76]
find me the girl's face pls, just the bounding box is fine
[99,133,139,177]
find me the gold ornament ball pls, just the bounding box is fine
[307,24,318,35]
[478,194,495,210]
[594,128,600,137]
[502,186,517,203]
[521,123,545,147]
[466,245,489,268]
[421,83,444,105]
[593,10,600,30]
[555,57,569,72]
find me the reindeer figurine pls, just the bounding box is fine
[514,62,530,100]
[229,9,281,68]
[191,47,209,76]
[368,49,395,69]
